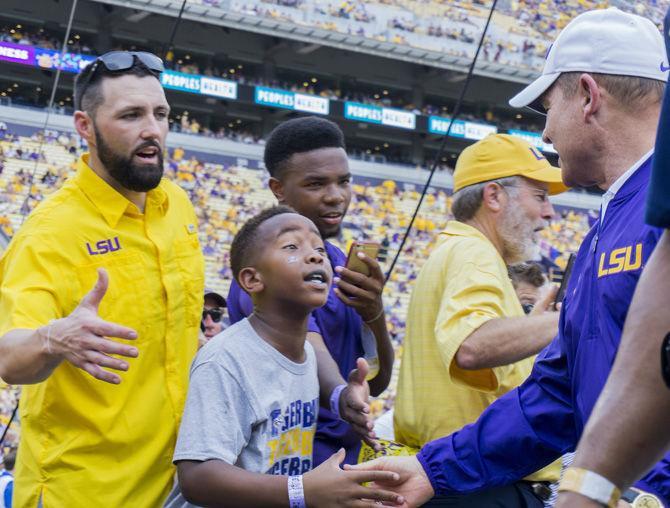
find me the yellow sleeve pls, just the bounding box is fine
[433,245,511,392]
[0,232,76,336]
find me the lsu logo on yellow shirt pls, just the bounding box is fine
[598,243,642,278]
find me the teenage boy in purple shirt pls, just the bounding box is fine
[228,116,395,466]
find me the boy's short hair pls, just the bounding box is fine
[230,205,296,283]
[2,448,16,471]
[508,262,546,288]
[263,116,346,178]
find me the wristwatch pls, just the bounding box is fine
[558,467,620,507]
[621,487,664,508]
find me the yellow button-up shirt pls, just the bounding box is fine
[394,221,559,483]
[0,155,204,507]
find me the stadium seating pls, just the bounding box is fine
[0,124,592,428]
[221,0,667,73]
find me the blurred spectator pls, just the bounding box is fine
[0,448,15,508]
[201,288,228,340]
[508,262,547,314]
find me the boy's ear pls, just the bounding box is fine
[268,177,286,203]
[238,267,264,295]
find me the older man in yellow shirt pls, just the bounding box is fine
[0,52,203,507]
[394,134,566,507]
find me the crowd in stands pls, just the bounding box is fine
[169,111,457,169]
[0,22,93,55]
[0,23,545,136]
[5,0,669,77]
[227,0,669,72]
[507,0,669,37]
[171,113,265,145]
[0,123,592,432]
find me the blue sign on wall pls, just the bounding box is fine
[161,70,237,100]
[428,116,497,140]
[344,102,416,130]
[508,129,556,153]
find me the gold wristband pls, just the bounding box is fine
[558,467,621,508]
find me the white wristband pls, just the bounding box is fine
[558,467,621,507]
[288,475,306,508]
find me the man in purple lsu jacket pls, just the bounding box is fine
[554,7,670,508]
[348,8,670,506]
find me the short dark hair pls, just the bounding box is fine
[74,59,160,116]
[230,205,296,283]
[263,116,346,178]
[3,448,16,471]
[508,262,546,288]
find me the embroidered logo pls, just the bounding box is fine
[86,237,121,256]
[597,243,642,277]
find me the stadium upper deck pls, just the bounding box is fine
[87,0,670,82]
[2,0,640,183]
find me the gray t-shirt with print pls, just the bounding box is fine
[164,318,319,508]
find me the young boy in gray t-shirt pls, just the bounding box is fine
[165,207,403,508]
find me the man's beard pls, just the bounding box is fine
[95,129,164,192]
[499,203,543,264]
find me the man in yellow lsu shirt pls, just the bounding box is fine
[0,51,204,508]
[394,134,566,507]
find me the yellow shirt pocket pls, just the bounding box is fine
[76,253,148,335]
[173,236,205,328]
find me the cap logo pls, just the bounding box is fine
[661,62,670,72]
[529,147,545,161]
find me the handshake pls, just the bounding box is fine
[335,358,435,507]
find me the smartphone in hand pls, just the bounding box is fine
[345,241,381,277]
[554,253,576,310]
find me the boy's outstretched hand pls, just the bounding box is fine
[304,448,405,507]
[340,358,380,450]
[344,456,435,507]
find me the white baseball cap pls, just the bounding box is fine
[509,8,668,110]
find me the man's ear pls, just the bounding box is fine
[74,111,95,146]
[578,73,602,122]
[481,182,506,213]
[238,267,264,295]
[268,177,286,203]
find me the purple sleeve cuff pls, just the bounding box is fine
[329,384,347,420]
[307,313,320,334]
[416,446,446,496]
